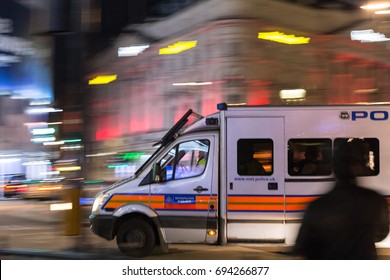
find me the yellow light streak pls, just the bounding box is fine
[56,166,81,172]
[88,75,117,85]
[258,31,310,45]
[159,41,197,55]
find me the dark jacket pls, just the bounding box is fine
[293,180,389,259]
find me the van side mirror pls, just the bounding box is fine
[152,162,161,183]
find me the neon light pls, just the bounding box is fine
[25,107,63,114]
[63,139,82,143]
[360,3,390,10]
[60,145,82,150]
[31,136,56,143]
[107,164,129,169]
[43,141,65,146]
[159,41,197,55]
[56,166,81,172]
[351,29,390,42]
[118,152,145,160]
[279,89,307,100]
[86,152,117,157]
[24,122,63,127]
[118,45,149,57]
[375,9,390,14]
[31,128,55,135]
[258,31,310,45]
[88,75,117,85]
[83,180,105,184]
[172,82,213,86]
[50,203,72,211]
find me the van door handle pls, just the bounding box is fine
[193,186,208,193]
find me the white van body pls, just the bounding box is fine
[90,103,390,257]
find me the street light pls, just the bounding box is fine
[360,3,390,10]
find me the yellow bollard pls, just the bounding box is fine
[63,185,81,236]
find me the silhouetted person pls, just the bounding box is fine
[297,146,319,175]
[238,148,266,175]
[293,140,389,259]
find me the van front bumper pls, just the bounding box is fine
[89,214,118,241]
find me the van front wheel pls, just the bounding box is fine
[116,219,156,258]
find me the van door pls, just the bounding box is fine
[226,117,285,242]
[150,134,217,243]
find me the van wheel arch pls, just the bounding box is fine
[114,213,161,257]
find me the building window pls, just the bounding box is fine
[237,139,273,176]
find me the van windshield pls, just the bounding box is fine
[134,109,203,176]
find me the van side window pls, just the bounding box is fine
[159,139,210,181]
[288,139,332,176]
[334,138,379,176]
[237,139,273,176]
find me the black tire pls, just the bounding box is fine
[116,218,156,258]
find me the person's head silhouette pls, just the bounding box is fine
[333,139,365,180]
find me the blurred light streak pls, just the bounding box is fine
[25,107,63,114]
[43,141,65,146]
[50,203,72,211]
[40,170,61,176]
[22,160,50,166]
[55,159,78,164]
[280,89,307,100]
[24,122,63,127]
[88,75,117,85]
[56,166,81,172]
[29,99,51,105]
[31,128,55,135]
[38,185,62,191]
[375,9,390,14]
[31,136,56,143]
[0,153,22,157]
[258,31,310,45]
[351,29,390,42]
[172,82,213,86]
[159,41,197,55]
[86,152,117,157]
[0,158,21,163]
[118,45,149,57]
[360,3,390,10]
[63,139,82,143]
[60,145,83,150]
[354,88,379,94]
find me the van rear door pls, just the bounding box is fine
[226,117,285,242]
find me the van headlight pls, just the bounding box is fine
[91,193,110,213]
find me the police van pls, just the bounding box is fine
[89,103,390,257]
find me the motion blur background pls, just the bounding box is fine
[1,0,390,196]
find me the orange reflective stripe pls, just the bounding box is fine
[104,194,328,212]
[227,195,319,212]
[150,195,165,208]
[228,196,284,203]
[104,194,149,209]
[285,196,318,212]
[104,194,218,211]
[228,195,284,211]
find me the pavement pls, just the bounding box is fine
[0,218,299,260]
[1,199,390,260]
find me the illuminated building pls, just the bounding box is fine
[84,0,390,180]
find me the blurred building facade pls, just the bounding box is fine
[85,0,390,180]
[2,0,390,184]
[0,0,56,189]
